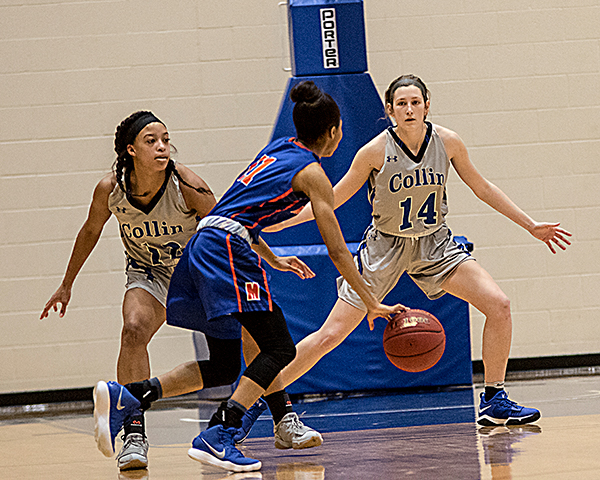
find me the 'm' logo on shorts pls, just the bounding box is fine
[245,282,260,301]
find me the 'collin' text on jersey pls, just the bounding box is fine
[388,165,445,193]
[120,221,185,239]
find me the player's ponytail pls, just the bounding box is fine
[170,161,213,196]
[290,81,340,146]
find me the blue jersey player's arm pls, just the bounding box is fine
[252,236,315,280]
[292,162,405,329]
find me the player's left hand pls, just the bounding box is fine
[270,256,316,279]
[530,222,572,254]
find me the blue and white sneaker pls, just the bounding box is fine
[93,380,141,457]
[188,424,261,472]
[477,390,541,426]
[233,398,268,444]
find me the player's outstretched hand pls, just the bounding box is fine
[530,222,572,254]
[270,256,316,280]
[40,285,71,320]
[366,302,408,331]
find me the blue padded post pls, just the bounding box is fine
[288,0,368,76]
[261,73,389,246]
[267,244,473,394]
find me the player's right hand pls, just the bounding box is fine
[366,302,407,331]
[40,285,72,320]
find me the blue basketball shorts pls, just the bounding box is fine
[166,227,274,339]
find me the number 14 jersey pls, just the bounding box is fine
[369,122,450,238]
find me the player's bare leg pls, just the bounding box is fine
[441,260,539,426]
[156,361,203,397]
[115,288,165,470]
[118,288,165,385]
[440,260,511,384]
[266,299,365,393]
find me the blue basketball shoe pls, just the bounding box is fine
[477,390,541,426]
[188,424,261,472]
[94,380,141,457]
[233,398,268,444]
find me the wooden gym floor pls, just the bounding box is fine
[1,375,599,479]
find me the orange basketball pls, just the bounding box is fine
[383,309,446,372]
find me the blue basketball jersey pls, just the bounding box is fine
[211,137,320,242]
[167,137,320,335]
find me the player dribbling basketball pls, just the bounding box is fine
[262,74,572,427]
[92,81,404,472]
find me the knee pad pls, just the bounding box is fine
[242,343,296,391]
[274,340,296,369]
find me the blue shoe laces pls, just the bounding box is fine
[490,391,522,411]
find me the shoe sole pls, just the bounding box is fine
[119,457,148,471]
[477,411,541,427]
[187,448,261,472]
[275,432,323,450]
[93,381,114,457]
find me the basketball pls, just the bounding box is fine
[383,309,446,372]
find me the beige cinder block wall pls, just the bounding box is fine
[0,0,598,393]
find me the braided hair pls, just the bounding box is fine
[112,111,212,196]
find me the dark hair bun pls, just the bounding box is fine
[290,81,322,104]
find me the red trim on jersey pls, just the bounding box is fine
[246,199,304,229]
[289,137,312,152]
[231,187,295,219]
[238,155,277,186]
[270,187,295,203]
[256,256,273,311]
[226,234,243,312]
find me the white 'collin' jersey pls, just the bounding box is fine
[108,171,199,269]
[368,122,449,237]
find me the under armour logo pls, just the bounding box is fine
[116,206,127,213]
[386,155,398,162]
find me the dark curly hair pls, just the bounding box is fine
[113,111,212,196]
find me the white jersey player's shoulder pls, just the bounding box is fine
[431,124,464,160]
[355,129,387,171]
[362,129,388,153]
[92,172,119,209]
[97,171,118,192]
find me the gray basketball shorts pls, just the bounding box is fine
[125,263,174,308]
[337,223,475,310]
